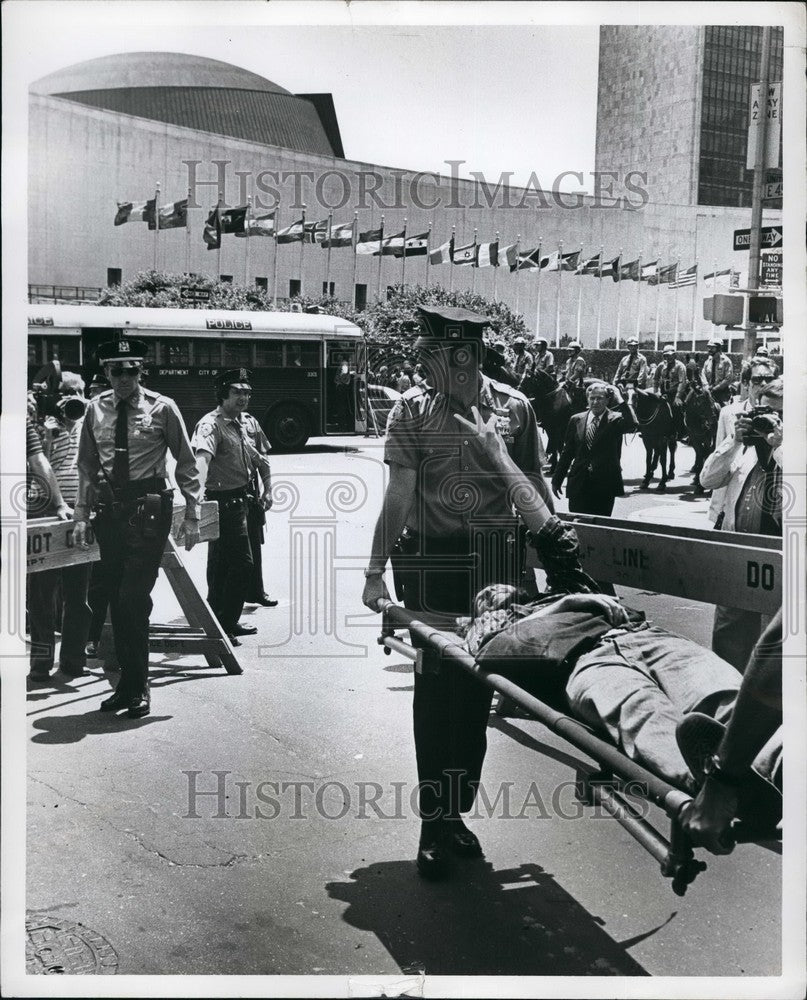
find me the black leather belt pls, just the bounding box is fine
[98,477,167,503]
[206,485,249,512]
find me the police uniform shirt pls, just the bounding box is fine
[385,374,546,537]
[192,407,271,492]
[564,354,587,381]
[702,354,733,387]
[242,412,271,456]
[75,386,201,520]
[534,350,555,372]
[655,359,686,395]
[615,352,648,385]
[513,350,534,377]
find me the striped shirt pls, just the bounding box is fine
[44,416,82,505]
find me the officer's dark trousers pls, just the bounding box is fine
[206,495,253,632]
[93,507,171,698]
[28,564,92,674]
[403,534,525,821]
[87,561,110,645]
[245,500,266,601]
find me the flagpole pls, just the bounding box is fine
[596,245,603,348]
[376,215,385,300]
[449,225,455,293]
[244,196,252,287]
[216,190,222,278]
[690,259,698,353]
[555,241,563,349]
[401,217,407,290]
[711,259,717,336]
[185,186,192,274]
[514,234,521,314]
[425,224,432,288]
[654,253,662,350]
[299,205,306,299]
[153,181,160,270]
[615,246,623,350]
[325,212,333,298]
[575,243,584,343]
[673,255,680,351]
[470,228,477,294]
[534,238,542,336]
[351,213,358,307]
[492,230,499,301]
[635,250,643,342]
[272,205,280,306]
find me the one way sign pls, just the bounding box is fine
[733,226,783,251]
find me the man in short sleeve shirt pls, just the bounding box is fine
[362,305,552,879]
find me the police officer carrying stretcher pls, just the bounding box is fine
[362,305,552,881]
[73,338,202,718]
[192,369,273,645]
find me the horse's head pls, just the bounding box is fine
[520,366,556,398]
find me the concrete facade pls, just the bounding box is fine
[29,88,781,348]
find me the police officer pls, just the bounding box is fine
[73,339,201,718]
[511,336,534,380]
[702,338,734,406]
[654,345,687,436]
[362,305,551,880]
[242,409,277,607]
[562,340,587,389]
[192,369,272,644]
[533,338,555,376]
[614,338,648,389]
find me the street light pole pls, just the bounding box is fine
[745,26,772,357]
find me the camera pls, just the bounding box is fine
[57,392,88,421]
[745,404,780,441]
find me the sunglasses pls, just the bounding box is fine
[108,365,141,377]
[750,375,774,385]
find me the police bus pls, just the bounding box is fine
[27,304,366,450]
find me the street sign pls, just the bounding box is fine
[746,82,782,170]
[733,226,782,251]
[180,286,211,302]
[763,169,783,200]
[760,250,782,287]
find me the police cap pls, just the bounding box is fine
[415,305,489,347]
[219,367,253,391]
[754,346,770,358]
[662,345,676,355]
[98,338,147,366]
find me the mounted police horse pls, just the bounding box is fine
[518,367,588,470]
[683,385,718,493]
[625,386,677,491]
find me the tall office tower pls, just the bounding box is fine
[596,25,784,208]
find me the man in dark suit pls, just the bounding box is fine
[551,382,636,517]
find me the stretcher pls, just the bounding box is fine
[376,516,783,896]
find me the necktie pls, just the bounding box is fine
[113,398,130,485]
[709,359,716,385]
[585,414,599,450]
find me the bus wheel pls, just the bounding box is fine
[266,405,310,451]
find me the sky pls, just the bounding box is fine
[12,10,600,191]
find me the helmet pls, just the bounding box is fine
[627,338,639,347]
[707,338,723,349]
[754,346,770,357]
[513,336,527,346]
[568,340,582,350]
[494,340,507,351]
[662,345,676,355]
[535,338,548,347]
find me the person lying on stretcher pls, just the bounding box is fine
[452,407,782,834]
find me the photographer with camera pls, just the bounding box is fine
[28,373,92,681]
[700,377,783,671]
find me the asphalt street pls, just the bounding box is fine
[24,432,781,981]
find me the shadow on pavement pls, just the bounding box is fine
[326,859,649,976]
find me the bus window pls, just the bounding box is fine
[28,339,41,367]
[223,340,252,366]
[165,339,190,366]
[45,337,81,365]
[255,342,283,367]
[285,342,319,368]
[194,339,222,367]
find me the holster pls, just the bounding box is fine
[136,490,174,538]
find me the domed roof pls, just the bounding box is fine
[31,52,292,97]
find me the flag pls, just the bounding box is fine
[603,255,621,281]
[702,267,734,282]
[452,241,478,266]
[619,259,641,281]
[377,230,406,256]
[669,264,697,288]
[276,218,306,244]
[429,237,454,264]
[152,198,187,230]
[540,249,579,271]
[356,227,384,254]
[655,262,678,284]
[560,250,581,271]
[498,243,518,270]
[391,231,429,257]
[203,205,221,250]
[220,206,248,234]
[114,198,155,227]
[321,221,354,248]
[304,218,329,244]
[514,247,542,271]
[539,250,560,271]
[640,260,659,281]
[576,252,602,275]
[477,241,498,268]
[235,212,276,238]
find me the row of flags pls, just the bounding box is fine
[114,196,737,289]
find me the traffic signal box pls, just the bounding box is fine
[703,294,782,326]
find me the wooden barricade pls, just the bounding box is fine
[26,502,242,675]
